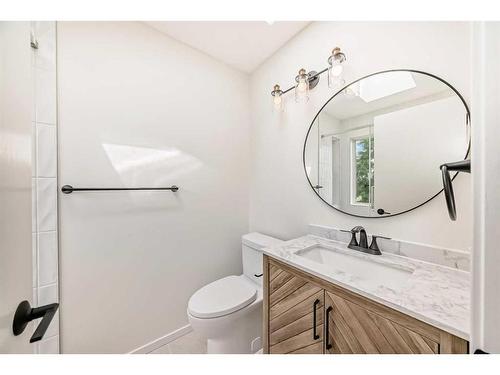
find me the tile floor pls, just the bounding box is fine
[149,331,207,354]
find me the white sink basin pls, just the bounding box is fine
[296,245,413,292]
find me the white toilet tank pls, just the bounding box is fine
[241,233,283,286]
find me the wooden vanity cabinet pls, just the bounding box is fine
[263,256,468,354]
[266,261,325,353]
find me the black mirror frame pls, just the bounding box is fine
[302,69,471,219]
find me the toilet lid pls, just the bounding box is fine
[188,276,257,319]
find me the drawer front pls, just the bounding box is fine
[268,266,324,354]
[325,291,439,354]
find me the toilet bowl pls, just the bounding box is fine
[187,233,283,354]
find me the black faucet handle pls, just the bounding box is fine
[340,229,358,247]
[369,235,391,254]
[372,235,391,240]
[351,225,365,233]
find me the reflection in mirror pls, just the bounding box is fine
[304,70,469,218]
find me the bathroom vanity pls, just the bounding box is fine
[262,232,470,354]
[261,68,473,354]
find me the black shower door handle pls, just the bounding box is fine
[313,299,320,340]
[13,300,59,343]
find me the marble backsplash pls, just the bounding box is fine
[308,224,470,271]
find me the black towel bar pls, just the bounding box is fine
[61,185,179,194]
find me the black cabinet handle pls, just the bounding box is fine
[13,300,59,343]
[313,299,320,340]
[254,273,263,277]
[325,306,333,349]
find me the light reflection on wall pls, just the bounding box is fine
[102,143,203,188]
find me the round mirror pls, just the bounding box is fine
[303,70,470,218]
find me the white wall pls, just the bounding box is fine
[0,21,33,355]
[374,95,466,213]
[250,22,472,251]
[57,22,251,353]
[471,21,500,354]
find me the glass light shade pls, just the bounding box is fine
[330,63,343,77]
[273,92,284,112]
[271,84,284,112]
[328,47,346,89]
[328,74,345,90]
[295,69,310,103]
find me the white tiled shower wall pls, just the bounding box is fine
[31,21,59,354]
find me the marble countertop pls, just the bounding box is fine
[262,235,470,340]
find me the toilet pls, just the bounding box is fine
[187,232,283,354]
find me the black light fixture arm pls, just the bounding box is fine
[440,159,471,221]
[279,67,329,95]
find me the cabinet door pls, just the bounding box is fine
[325,291,439,354]
[268,265,324,354]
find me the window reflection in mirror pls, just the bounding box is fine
[351,134,373,206]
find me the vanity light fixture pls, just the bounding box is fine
[295,68,310,103]
[327,47,346,89]
[271,84,284,112]
[269,46,347,109]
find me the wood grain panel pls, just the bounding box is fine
[331,294,379,353]
[330,321,353,354]
[267,266,324,354]
[326,291,439,354]
[270,325,324,354]
[270,276,307,306]
[269,264,282,281]
[439,332,468,354]
[270,282,321,320]
[368,311,413,353]
[270,291,323,333]
[290,342,324,354]
[393,324,436,354]
[348,299,395,353]
[270,269,295,294]
[270,299,323,345]
[263,255,270,353]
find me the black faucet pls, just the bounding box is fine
[341,226,390,256]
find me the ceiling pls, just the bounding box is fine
[144,21,310,73]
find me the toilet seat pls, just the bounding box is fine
[188,275,257,319]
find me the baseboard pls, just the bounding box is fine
[128,324,193,354]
